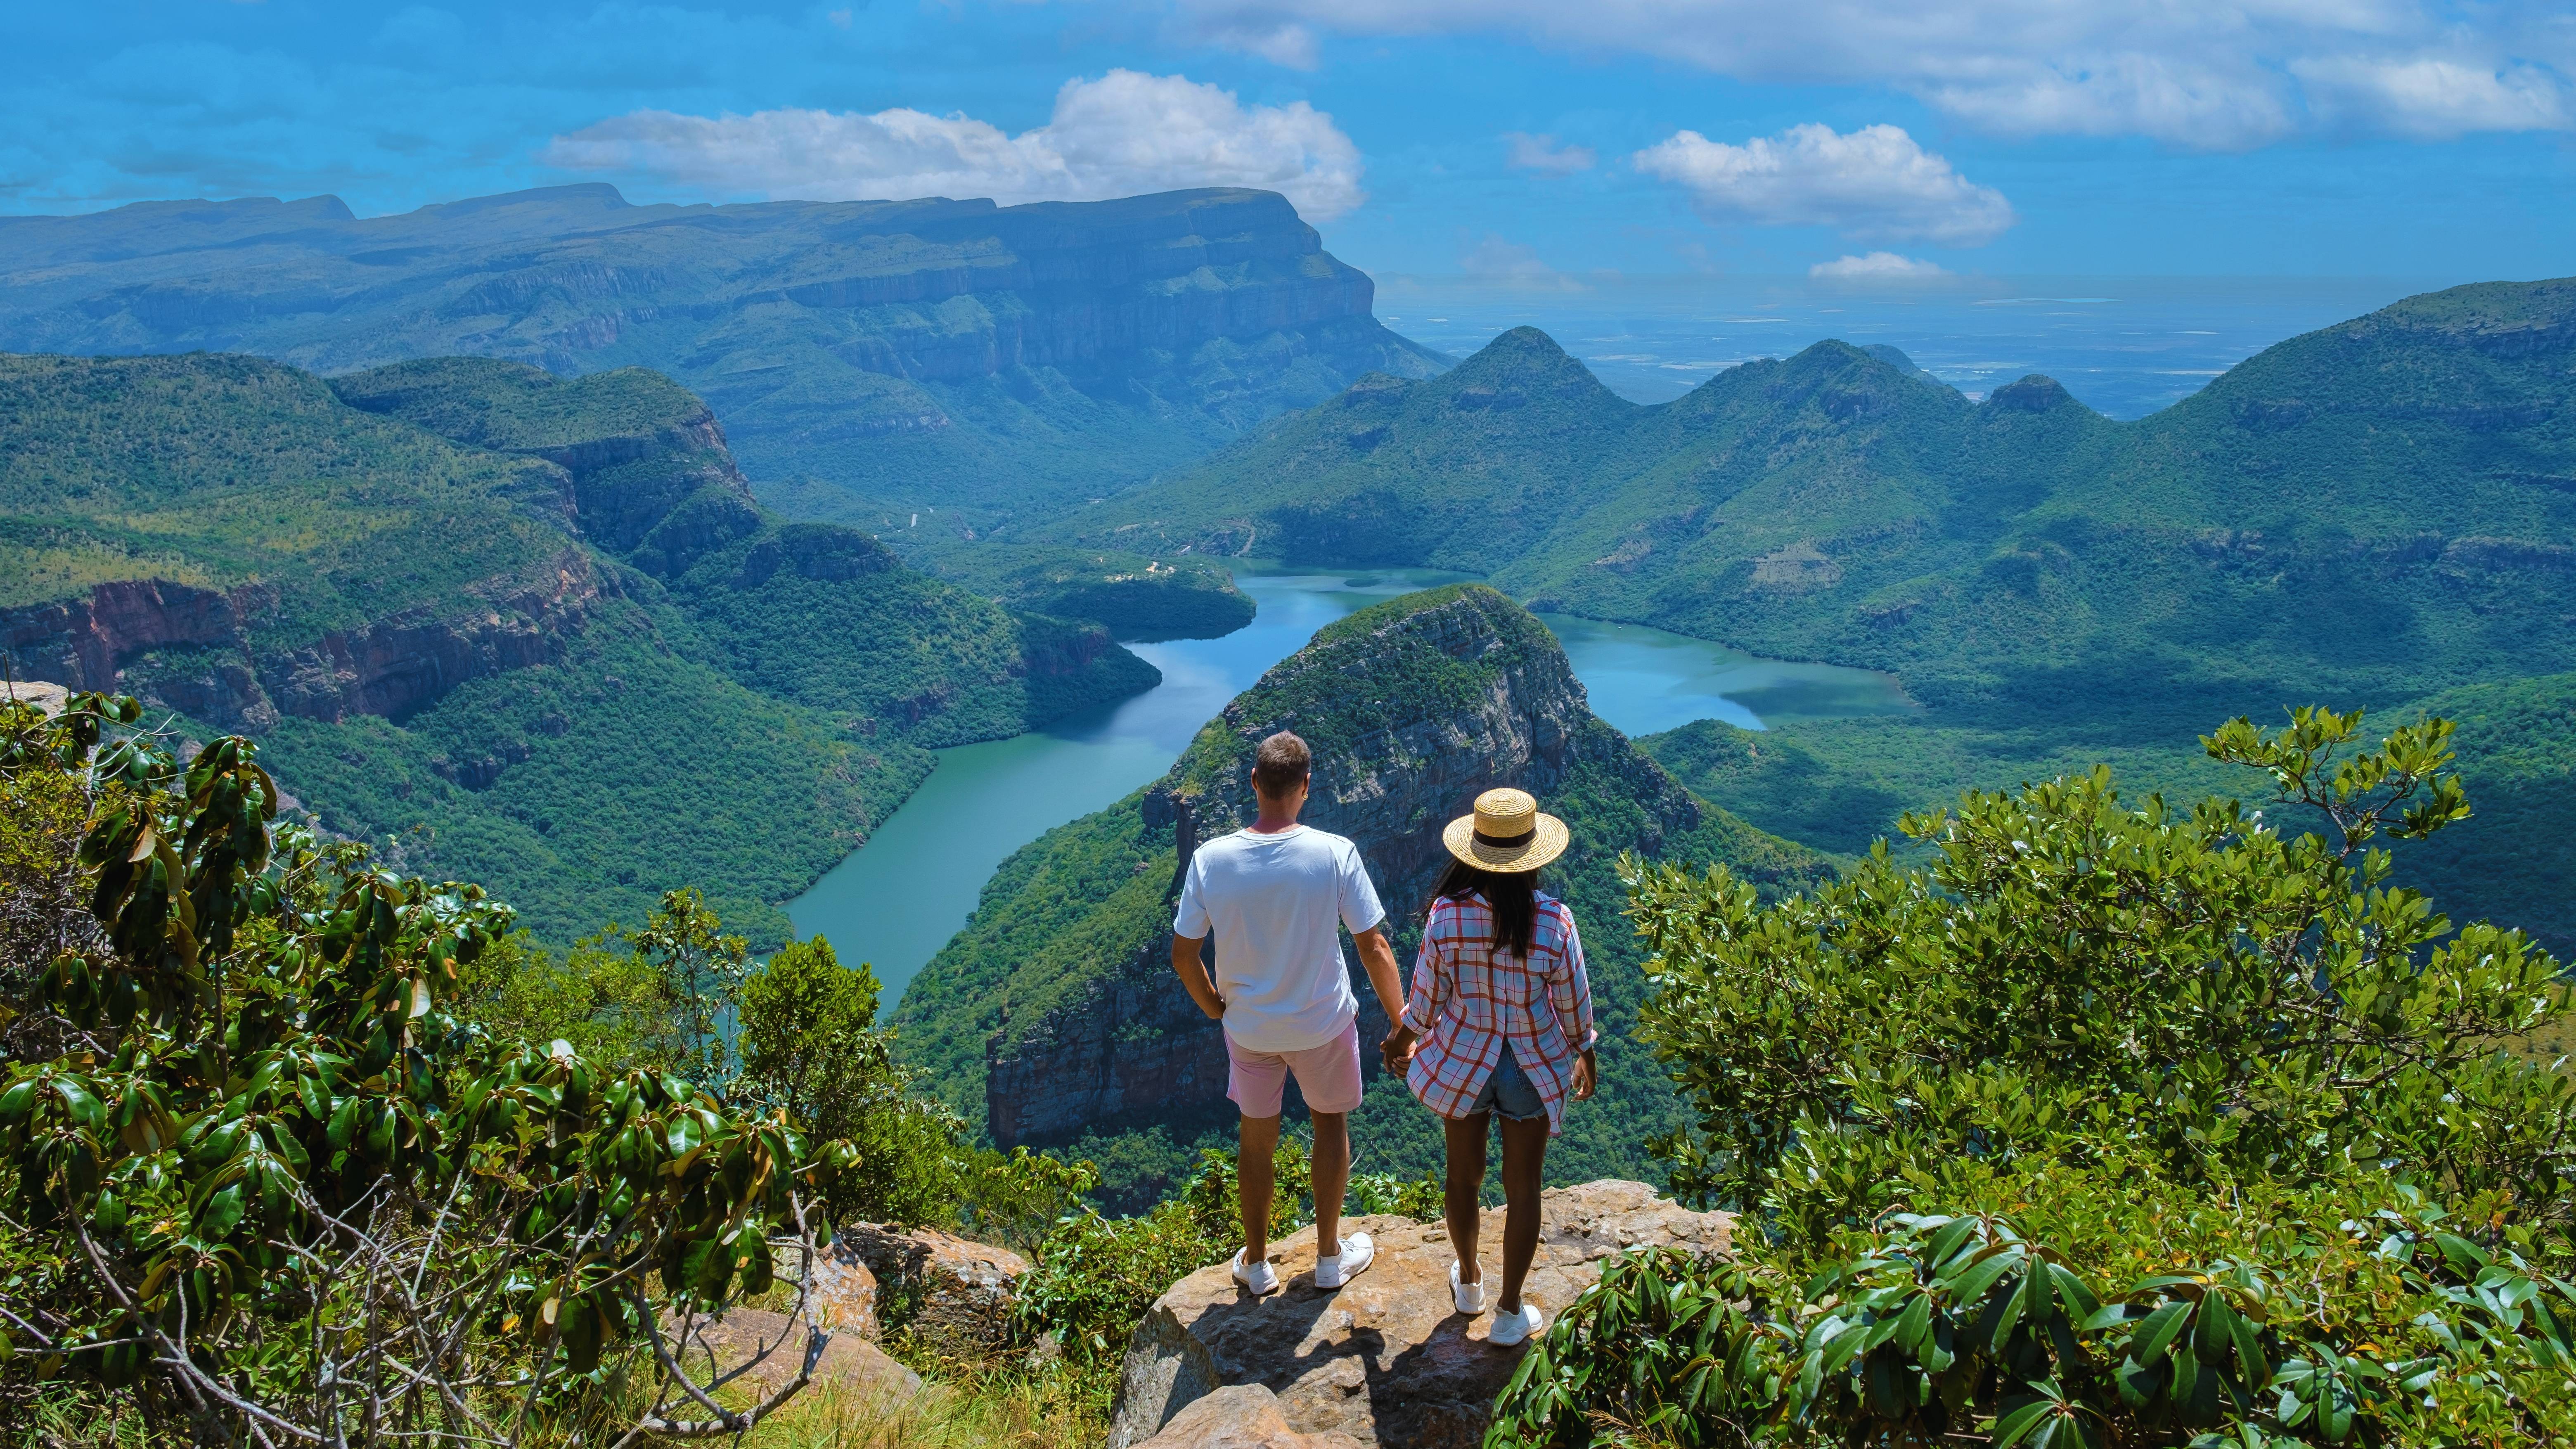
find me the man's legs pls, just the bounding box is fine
[1238,1111,1281,1262]
[1310,1110,1348,1259]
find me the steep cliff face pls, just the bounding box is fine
[0,349,1163,946]
[0,185,1449,521]
[328,356,764,576]
[896,586,1830,1181]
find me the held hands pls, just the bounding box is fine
[1570,1049,1597,1102]
[1379,1025,1418,1074]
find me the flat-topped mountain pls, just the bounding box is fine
[1065,279,2576,739]
[890,584,1828,1206]
[0,350,1156,942]
[0,185,1447,530]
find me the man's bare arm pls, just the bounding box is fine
[1352,923,1406,1032]
[1172,933,1225,1020]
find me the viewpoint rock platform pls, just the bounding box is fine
[1107,1180,1733,1449]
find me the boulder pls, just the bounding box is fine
[674,1307,920,1405]
[1133,1385,1367,1449]
[1,680,68,716]
[836,1222,1028,1352]
[1106,1180,1732,1449]
[809,1243,883,1339]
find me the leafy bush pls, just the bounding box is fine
[738,935,972,1229]
[1491,708,2576,1447]
[0,696,855,1444]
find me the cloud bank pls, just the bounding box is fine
[1634,123,2014,245]
[547,70,1365,220]
[1168,0,2574,148]
[1810,251,1947,279]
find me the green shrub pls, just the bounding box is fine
[1491,707,2576,1447]
[738,935,972,1229]
[0,696,857,1443]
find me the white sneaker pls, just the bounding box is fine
[1231,1249,1280,1297]
[1314,1233,1375,1289]
[1488,1302,1546,1347]
[1451,1260,1486,1315]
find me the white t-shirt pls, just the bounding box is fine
[1172,824,1385,1052]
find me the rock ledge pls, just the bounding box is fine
[1107,1179,1733,1449]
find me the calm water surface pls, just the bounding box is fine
[786,568,1907,1002]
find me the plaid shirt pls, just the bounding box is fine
[1402,889,1596,1134]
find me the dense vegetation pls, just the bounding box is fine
[0,689,1420,1447]
[1490,708,2576,1447]
[0,352,569,622]
[919,544,1256,642]
[1645,669,2576,959]
[0,695,852,1442]
[0,351,1161,945]
[894,585,1833,1207]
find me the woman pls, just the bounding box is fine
[1381,787,1596,1347]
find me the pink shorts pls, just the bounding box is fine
[1226,1018,1365,1119]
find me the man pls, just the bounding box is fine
[1172,731,1408,1295]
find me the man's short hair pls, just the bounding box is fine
[1252,732,1312,798]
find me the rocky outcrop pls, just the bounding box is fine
[1106,1180,1735,1449]
[0,552,605,730]
[832,1222,1028,1354]
[1132,1386,1366,1449]
[677,1307,920,1405]
[809,1244,883,1339]
[983,587,1704,1146]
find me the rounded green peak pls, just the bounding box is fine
[1443,326,1613,395]
[1308,581,1536,649]
[1984,374,2081,413]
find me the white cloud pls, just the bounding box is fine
[545,69,1365,220]
[2292,55,2570,137]
[1809,251,1948,278]
[1503,132,1596,174]
[1461,233,1584,288]
[1166,0,2576,149]
[1634,123,2014,246]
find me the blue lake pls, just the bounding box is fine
[785,568,1908,1004]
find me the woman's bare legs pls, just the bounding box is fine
[1495,1114,1550,1314]
[1442,1112,1490,1287]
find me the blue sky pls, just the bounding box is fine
[7,1,2573,282]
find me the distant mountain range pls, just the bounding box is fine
[0,185,1448,538]
[1055,279,2576,741]
[0,350,1163,944]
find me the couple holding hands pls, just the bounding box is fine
[1170,732,1596,1348]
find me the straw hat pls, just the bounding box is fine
[1441,788,1569,873]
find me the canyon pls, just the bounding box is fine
[895,583,1832,1200]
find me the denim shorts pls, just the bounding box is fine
[1469,1045,1549,1122]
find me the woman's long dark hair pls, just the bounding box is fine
[1425,859,1537,961]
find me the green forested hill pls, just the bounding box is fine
[1643,669,2576,960]
[1066,280,2576,737]
[894,585,1832,1206]
[0,353,573,626]
[0,350,1157,942]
